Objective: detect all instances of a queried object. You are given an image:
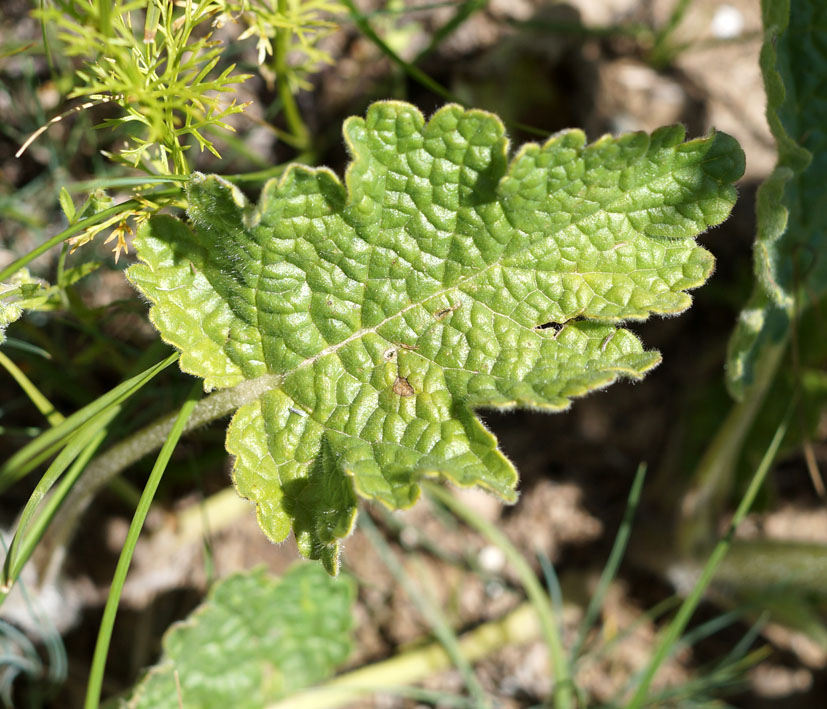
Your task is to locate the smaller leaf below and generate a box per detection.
[127,564,355,709]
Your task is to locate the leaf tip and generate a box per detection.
[702,130,746,183]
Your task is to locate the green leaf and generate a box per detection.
[58,186,76,223]
[127,564,355,709]
[0,268,48,345]
[58,259,102,288]
[128,101,743,571]
[727,0,827,398]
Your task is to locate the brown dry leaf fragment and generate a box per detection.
[393,376,415,397]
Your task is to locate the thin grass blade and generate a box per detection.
[84,381,201,709]
[0,353,178,490]
[424,481,574,708]
[0,351,64,426]
[1,407,118,602]
[571,463,646,663]
[357,511,491,708]
[627,406,792,708]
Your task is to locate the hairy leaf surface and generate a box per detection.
[128,565,354,708]
[727,0,827,397]
[128,101,743,571]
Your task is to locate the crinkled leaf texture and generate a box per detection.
[128,101,743,572]
[127,565,354,709]
[727,0,827,398]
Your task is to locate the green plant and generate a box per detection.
[127,564,355,709]
[118,463,769,708]
[121,101,742,574]
[1,97,744,704]
[32,0,340,174]
[9,0,341,270]
[12,0,826,706]
[673,0,827,640]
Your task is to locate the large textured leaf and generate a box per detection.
[727,0,827,397]
[127,565,355,709]
[128,101,743,571]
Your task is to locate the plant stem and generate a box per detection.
[269,601,545,709]
[223,153,314,184]
[424,482,574,708]
[0,187,181,283]
[413,0,486,64]
[678,338,787,555]
[712,538,827,596]
[1,412,115,604]
[570,463,646,664]
[342,0,549,139]
[648,0,693,67]
[36,373,280,585]
[0,350,64,426]
[0,202,135,282]
[275,0,310,151]
[0,354,180,490]
[66,175,188,193]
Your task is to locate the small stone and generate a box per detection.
[711,5,744,39]
[478,545,506,573]
[399,526,418,549]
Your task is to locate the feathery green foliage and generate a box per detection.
[34,0,340,175]
[36,0,250,174]
[229,0,343,84]
[127,101,744,573]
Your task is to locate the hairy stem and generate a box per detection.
[37,374,280,586]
